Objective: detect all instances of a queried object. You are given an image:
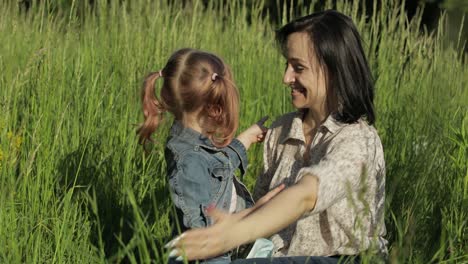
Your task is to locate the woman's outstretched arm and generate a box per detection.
[167,174,318,261]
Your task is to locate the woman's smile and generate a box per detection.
[291,86,307,96]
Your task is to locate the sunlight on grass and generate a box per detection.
[0,0,466,263]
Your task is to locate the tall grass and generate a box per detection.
[0,0,466,263]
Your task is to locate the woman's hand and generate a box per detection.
[236,116,269,150]
[165,184,285,261]
[166,207,240,261]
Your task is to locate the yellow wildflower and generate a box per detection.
[14,136,23,150]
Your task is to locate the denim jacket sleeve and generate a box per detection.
[224,138,249,176]
[171,152,212,229]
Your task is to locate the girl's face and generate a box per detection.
[283,32,329,113]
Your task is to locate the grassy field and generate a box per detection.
[0,0,466,263]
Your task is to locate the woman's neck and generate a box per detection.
[303,108,328,129]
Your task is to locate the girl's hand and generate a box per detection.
[165,184,285,261]
[236,116,269,150]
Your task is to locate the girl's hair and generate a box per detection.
[276,10,376,124]
[137,48,239,147]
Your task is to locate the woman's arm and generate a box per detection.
[168,174,318,261]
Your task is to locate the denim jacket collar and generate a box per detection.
[170,120,216,149]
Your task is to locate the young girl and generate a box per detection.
[137,48,276,263]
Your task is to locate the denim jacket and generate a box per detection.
[166,121,254,263]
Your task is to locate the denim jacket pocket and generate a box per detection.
[210,166,230,204]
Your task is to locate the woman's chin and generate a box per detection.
[291,101,307,110]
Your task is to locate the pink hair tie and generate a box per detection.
[211,73,218,81]
[159,70,163,77]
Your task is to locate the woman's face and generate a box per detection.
[283,32,328,113]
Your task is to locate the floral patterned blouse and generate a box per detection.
[253,111,388,257]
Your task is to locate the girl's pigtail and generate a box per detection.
[137,71,164,145]
[219,76,240,146]
[206,70,239,147]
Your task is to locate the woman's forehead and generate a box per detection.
[286,32,316,64]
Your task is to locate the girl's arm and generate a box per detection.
[223,116,269,180]
[167,173,318,261]
[235,116,268,150]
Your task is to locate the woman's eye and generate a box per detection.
[284,62,304,72]
[294,65,304,72]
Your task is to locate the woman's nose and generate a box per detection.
[283,67,295,85]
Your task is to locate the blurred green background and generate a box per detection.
[1,0,466,263]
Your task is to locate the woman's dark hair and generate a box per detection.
[276,10,375,124]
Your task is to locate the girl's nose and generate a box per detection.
[283,66,295,86]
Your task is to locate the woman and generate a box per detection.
[167,10,388,263]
